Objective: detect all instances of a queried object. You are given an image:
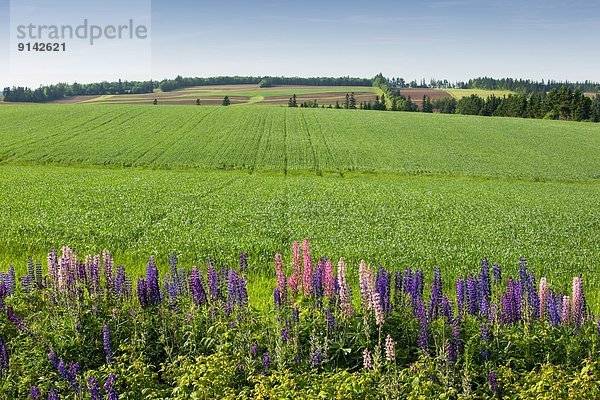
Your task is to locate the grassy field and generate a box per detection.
[0,105,598,181]
[0,104,598,306]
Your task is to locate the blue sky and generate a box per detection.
[1,0,599,87]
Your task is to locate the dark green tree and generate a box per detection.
[196,99,201,106]
[222,96,231,106]
[349,92,357,109]
[153,98,158,105]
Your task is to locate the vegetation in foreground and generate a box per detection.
[1,241,600,399]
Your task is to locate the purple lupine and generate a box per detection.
[281,327,289,343]
[479,259,491,317]
[6,265,15,295]
[207,261,221,302]
[428,268,443,321]
[239,253,248,274]
[57,360,68,380]
[501,278,521,324]
[376,266,392,316]
[104,373,118,400]
[449,318,461,364]
[492,263,501,285]
[273,288,282,307]
[49,350,58,368]
[251,345,258,357]
[0,282,6,310]
[145,258,161,305]
[102,324,113,364]
[114,266,126,298]
[547,290,561,327]
[456,279,466,316]
[0,338,8,375]
[261,353,271,373]
[67,361,81,393]
[325,307,336,332]
[189,267,207,307]
[48,249,58,285]
[88,376,102,400]
[6,306,27,332]
[466,276,480,316]
[311,346,323,368]
[402,268,413,295]
[47,388,60,400]
[481,323,490,362]
[488,370,498,392]
[29,387,42,400]
[313,259,324,298]
[440,295,453,321]
[103,250,114,295]
[414,297,428,351]
[137,278,148,307]
[412,270,425,300]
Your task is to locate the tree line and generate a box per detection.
[2,80,155,102]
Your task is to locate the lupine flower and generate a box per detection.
[562,295,571,325]
[376,266,392,315]
[481,323,490,362]
[547,290,561,326]
[261,353,270,372]
[239,253,248,274]
[137,278,148,307]
[102,324,113,364]
[466,276,479,316]
[29,387,42,400]
[428,268,443,321]
[251,345,258,357]
[492,263,501,285]
[385,335,395,362]
[49,350,58,368]
[323,259,335,297]
[359,260,374,311]
[6,306,27,332]
[288,241,302,294]
[325,307,336,332]
[488,370,498,392]
[189,267,207,307]
[0,338,8,375]
[273,288,282,307]
[414,297,428,351]
[281,327,289,343]
[372,292,385,326]
[207,261,221,302]
[411,270,424,300]
[67,361,81,393]
[362,348,373,369]
[292,307,299,323]
[539,277,548,319]
[103,250,114,295]
[115,266,127,298]
[402,268,413,295]
[274,254,287,304]
[448,318,461,364]
[47,388,60,400]
[104,373,118,400]
[571,276,584,325]
[456,279,466,315]
[337,259,353,318]
[311,346,323,368]
[145,258,161,305]
[301,238,313,297]
[440,295,453,321]
[313,259,324,298]
[479,259,491,317]
[88,376,102,400]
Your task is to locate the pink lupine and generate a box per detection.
[372,292,385,327]
[301,238,313,297]
[274,253,287,304]
[562,296,570,325]
[337,259,353,318]
[323,259,335,297]
[385,335,395,362]
[288,241,302,294]
[538,277,548,319]
[362,348,373,370]
[571,277,583,324]
[359,260,374,312]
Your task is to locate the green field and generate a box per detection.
[0,105,598,180]
[0,104,598,304]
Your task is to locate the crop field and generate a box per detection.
[0,105,598,181]
[48,84,381,106]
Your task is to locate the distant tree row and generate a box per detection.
[159,75,372,92]
[3,79,155,102]
[461,77,600,94]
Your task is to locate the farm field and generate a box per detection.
[0,163,598,306]
[48,84,381,106]
[0,105,598,181]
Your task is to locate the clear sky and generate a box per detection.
[1,0,599,87]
